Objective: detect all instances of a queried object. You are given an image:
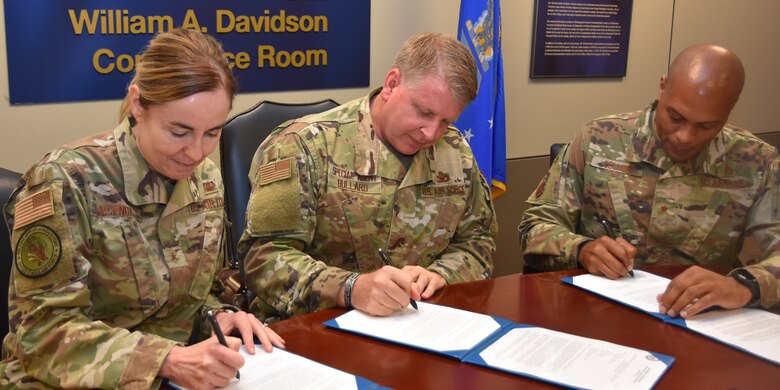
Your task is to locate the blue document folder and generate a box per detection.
[325,302,673,389]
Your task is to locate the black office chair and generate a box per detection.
[219,99,339,269]
[0,168,23,339]
[549,143,566,166]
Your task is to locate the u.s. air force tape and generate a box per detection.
[15,225,62,278]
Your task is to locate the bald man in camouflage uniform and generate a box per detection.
[1,121,233,388]
[239,33,497,321]
[520,44,780,317]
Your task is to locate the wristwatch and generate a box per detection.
[731,269,760,306]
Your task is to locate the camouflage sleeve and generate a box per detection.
[518,129,592,271]
[427,157,496,282]
[739,155,780,308]
[240,130,350,320]
[5,162,177,388]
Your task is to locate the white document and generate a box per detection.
[567,270,780,365]
[478,327,670,390]
[570,270,670,313]
[170,346,369,390]
[333,301,501,353]
[684,308,780,364]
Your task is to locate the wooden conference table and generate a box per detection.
[268,266,780,389]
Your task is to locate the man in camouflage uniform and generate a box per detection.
[239,33,497,321]
[519,44,779,317]
[0,121,237,388]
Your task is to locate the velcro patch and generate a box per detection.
[203,179,219,194]
[259,158,292,185]
[590,156,642,177]
[15,225,61,278]
[98,204,134,217]
[421,185,466,197]
[13,189,54,230]
[190,197,225,213]
[700,177,753,189]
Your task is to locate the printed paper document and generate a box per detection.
[564,270,780,365]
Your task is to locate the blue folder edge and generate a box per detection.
[561,275,780,366]
[163,345,383,390]
[323,313,515,361]
[461,323,675,390]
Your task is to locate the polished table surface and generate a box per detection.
[268,266,780,389]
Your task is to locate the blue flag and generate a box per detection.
[455,0,507,198]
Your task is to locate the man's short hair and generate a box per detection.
[392,32,478,107]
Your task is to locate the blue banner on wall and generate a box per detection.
[4,0,370,104]
[530,0,633,78]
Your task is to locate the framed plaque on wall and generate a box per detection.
[531,0,634,78]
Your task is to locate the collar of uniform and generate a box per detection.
[115,119,201,207]
[353,88,406,181]
[634,101,728,177]
[351,88,443,185]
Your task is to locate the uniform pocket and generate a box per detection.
[89,216,166,318]
[388,190,463,266]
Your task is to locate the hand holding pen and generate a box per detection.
[207,310,241,380]
[594,216,634,278]
[577,215,638,279]
[379,248,419,310]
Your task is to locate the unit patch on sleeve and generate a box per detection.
[15,225,62,278]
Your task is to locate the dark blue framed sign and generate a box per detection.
[4,0,370,104]
[530,0,633,78]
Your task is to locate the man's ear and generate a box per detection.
[380,68,402,99]
[658,75,667,98]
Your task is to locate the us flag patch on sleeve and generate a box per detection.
[258,158,292,185]
[13,189,54,230]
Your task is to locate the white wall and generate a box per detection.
[1,0,778,173]
[670,0,780,133]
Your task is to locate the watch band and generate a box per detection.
[344,272,360,309]
[731,269,760,306]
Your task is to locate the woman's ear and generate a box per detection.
[128,85,144,121]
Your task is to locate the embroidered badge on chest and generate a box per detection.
[436,172,450,183]
[15,225,62,278]
[203,179,218,194]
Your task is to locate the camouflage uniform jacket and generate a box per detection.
[1,120,230,389]
[519,102,780,308]
[238,89,497,321]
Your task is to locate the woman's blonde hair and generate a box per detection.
[119,27,236,122]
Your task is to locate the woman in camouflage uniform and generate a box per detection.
[1,28,284,389]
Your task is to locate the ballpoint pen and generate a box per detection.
[206,310,240,380]
[378,248,419,310]
[594,215,635,278]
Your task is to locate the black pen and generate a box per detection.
[378,248,419,310]
[206,310,240,379]
[594,215,635,278]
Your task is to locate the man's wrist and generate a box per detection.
[731,269,760,306]
[574,239,592,269]
[343,273,360,309]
